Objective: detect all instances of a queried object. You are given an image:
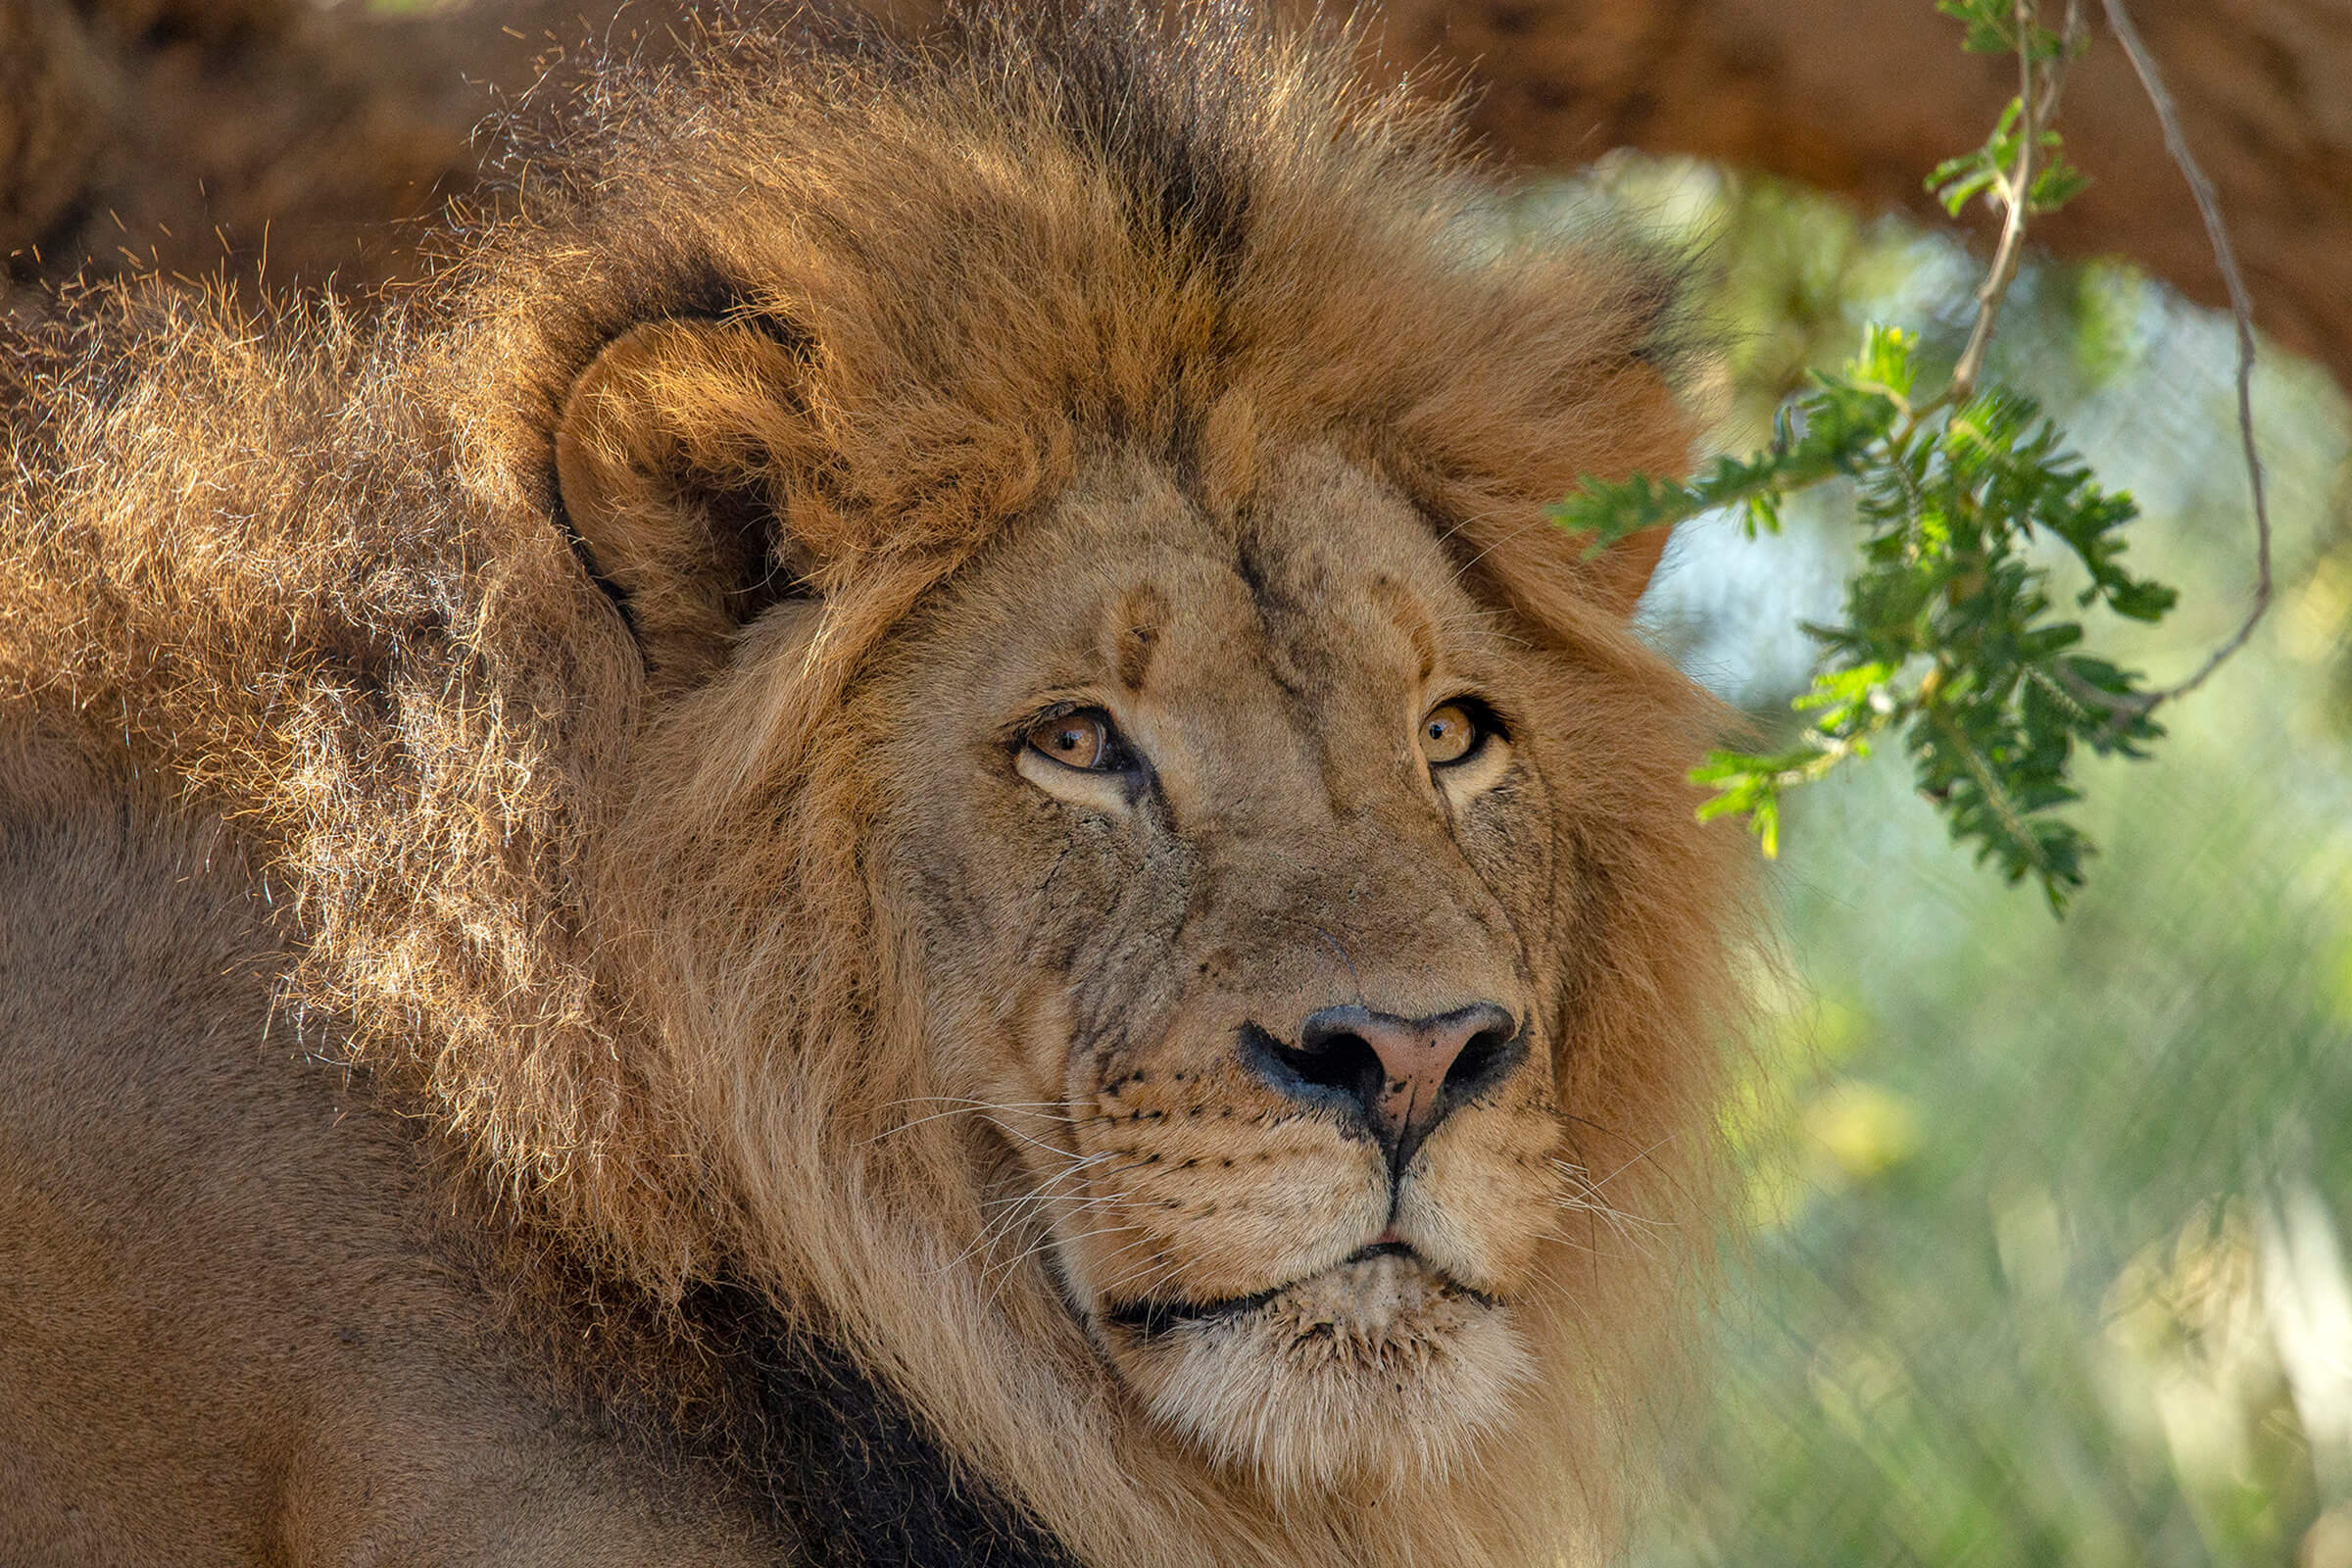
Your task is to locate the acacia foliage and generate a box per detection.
[1557,0,2213,911]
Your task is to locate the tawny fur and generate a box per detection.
[0,6,1745,1563]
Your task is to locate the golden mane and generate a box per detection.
[0,6,1740,1561]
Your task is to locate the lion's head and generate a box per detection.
[2,5,1744,1562]
[850,442,1662,1489]
[514,12,1743,1554]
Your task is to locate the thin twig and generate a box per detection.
[1959,0,2271,729]
[2053,0,2088,104]
[1949,0,2046,401]
[2099,0,2273,707]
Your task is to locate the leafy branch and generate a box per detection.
[1555,0,2271,912]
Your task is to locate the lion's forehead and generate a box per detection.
[959,447,1499,710]
[876,451,1552,994]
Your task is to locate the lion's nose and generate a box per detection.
[1242,1002,1526,1176]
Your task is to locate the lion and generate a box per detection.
[0,5,1744,1564]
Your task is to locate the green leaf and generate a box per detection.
[1549,14,2178,913]
[1853,324,1921,399]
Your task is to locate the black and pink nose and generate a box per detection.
[1240,1002,1526,1176]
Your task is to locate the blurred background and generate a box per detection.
[6,1,2346,1561]
[1561,160,2352,1568]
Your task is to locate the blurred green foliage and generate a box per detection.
[1556,4,2172,909]
[1537,159,2352,1566]
[1559,323,2173,904]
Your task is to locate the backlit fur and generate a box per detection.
[0,6,1744,1562]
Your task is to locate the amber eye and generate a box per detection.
[1025,709,1119,771]
[1419,701,1485,767]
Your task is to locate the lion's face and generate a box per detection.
[858,444,1600,1488]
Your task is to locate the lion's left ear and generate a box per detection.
[554,317,822,685]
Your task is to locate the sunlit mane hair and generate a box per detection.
[0,4,1742,1561]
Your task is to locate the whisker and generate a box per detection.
[866,1097,1083,1145]
[1561,1134,1680,1195]
[1547,1157,1675,1259]
[959,1157,1122,1260]
[979,1222,1148,1302]
[1092,1241,1189,1304]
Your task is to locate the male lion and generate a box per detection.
[0,5,1743,1564]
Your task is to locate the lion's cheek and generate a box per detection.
[1061,1141,1389,1306]
[1396,1110,1564,1291]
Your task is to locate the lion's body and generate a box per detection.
[0,773,785,1566]
[0,7,1744,1565]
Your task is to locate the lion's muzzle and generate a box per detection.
[1237,1002,1527,1177]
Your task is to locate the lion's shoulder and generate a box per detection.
[0,746,792,1563]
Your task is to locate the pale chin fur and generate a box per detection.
[1105,1252,1535,1494]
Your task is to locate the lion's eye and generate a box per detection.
[1026,709,1121,771]
[1419,701,1487,767]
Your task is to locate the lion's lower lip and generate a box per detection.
[1102,1247,1494,1341]
[1102,1287,1286,1340]
[1344,1239,1415,1264]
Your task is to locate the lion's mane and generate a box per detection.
[0,7,1741,1562]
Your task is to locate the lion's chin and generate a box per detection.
[1103,1250,1532,1493]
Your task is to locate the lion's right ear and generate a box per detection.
[555,318,820,684]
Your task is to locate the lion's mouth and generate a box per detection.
[1096,1239,1534,1485]
[1102,1242,1498,1342]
